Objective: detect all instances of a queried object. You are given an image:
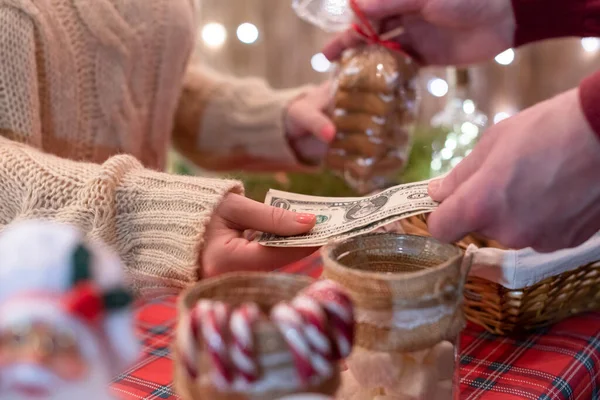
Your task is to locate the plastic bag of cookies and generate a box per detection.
[293,0,420,194]
[329,46,418,194]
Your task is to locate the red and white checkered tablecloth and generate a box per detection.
[111,254,600,400]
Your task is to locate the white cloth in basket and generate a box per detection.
[466,232,600,289]
[375,219,600,290]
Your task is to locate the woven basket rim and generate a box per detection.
[178,272,315,312]
[320,232,463,282]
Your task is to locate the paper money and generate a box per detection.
[257,179,439,247]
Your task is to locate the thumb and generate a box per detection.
[290,104,336,142]
[219,194,316,236]
[428,172,488,243]
[428,128,498,202]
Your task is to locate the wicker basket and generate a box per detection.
[398,215,600,335]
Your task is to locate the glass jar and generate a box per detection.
[174,273,341,400]
[321,233,468,400]
[327,46,420,195]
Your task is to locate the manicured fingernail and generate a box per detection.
[295,213,316,224]
[428,180,441,195]
[321,125,336,142]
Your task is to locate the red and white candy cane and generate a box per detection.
[229,302,261,383]
[272,280,355,384]
[178,308,201,379]
[196,300,232,389]
[292,294,332,361]
[304,280,354,360]
[181,281,354,389]
[271,301,332,384]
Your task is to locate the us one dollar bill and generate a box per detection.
[257,179,439,247]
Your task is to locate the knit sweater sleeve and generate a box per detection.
[0,138,243,295]
[511,0,600,47]
[0,7,244,296]
[172,64,312,172]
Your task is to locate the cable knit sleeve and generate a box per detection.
[172,64,312,172]
[0,6,244,295]
[0,138,243,295]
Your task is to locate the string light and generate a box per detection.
[237,23,259,44]
[581,37,600,53]
[495,49,515,65]
[493,111,511,124]
[445,137,457,151]
[461,122,479,137]
[450,156,463,168]
[441,148,453,160]
[427,78,449,97]
[462,99,475,114]
[201,22,227,48]
[311,53,331,73]
[430,68,489,178]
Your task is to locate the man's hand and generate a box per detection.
[323,0,516,66]
[285,82,335,165]
[427,88,600,252]
[202,193,317,277]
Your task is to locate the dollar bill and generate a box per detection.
[260,209,432,247]
[257,179,439,247]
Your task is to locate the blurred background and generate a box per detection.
[169,0,600,200]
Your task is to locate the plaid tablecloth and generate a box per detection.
[111,254,600,400]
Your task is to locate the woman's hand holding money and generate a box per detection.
[202,193,318,277]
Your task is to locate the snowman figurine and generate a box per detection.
[0,220,139,400]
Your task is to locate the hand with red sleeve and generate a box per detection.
[323,0,600,65]
[322,0,600,252]
[323,0,516,65]
[426,88,600,252]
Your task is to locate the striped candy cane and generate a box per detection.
[180,280,355,391]
[177,308,200,378]
[271,301,326,383]
[229,302,261,383]
[197,300,232,389]
[272,281,355,384]
[292,294,333,363]
[303,280,355,360]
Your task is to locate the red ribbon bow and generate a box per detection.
[349,0,405,53]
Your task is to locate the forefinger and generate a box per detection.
[427,172,492,243]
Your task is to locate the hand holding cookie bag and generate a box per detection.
[294,0,419,195]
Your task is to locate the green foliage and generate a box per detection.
[168,127,445,202]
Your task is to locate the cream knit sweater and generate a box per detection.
[0,0,305,295]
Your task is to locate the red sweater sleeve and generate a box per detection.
[579,71,600,138]
[511,0,600,46]
[511,0,600,140]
